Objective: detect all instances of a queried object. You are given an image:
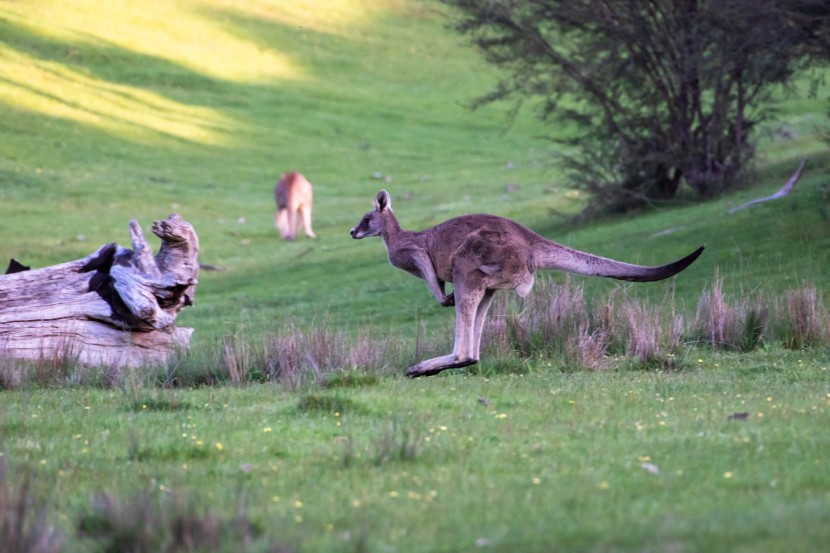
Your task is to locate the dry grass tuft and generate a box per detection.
[0,459,64,553]
[0,342,117,390]
[262,320,404,390]
[692,276,741,349]
[777,286,829,349]
[76,492,293,553]
[618,297,686,369]
[566,328,612,371]
[223,332,251,385]
[2,277,829,387]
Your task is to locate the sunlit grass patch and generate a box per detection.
[225,0,376,37]
[1,1,305,83]
[0,46,234,147]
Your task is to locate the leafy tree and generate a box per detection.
[440,0,830,214]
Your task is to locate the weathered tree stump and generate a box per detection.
[0,214,199,368]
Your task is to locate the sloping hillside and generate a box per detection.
[0,0,826,340]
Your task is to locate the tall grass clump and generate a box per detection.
[690,277,829,351]
[691,276,744,349]
[169,319,406,390]
[263,320,402,390]
[0,346,119,390]
[484,278,685,371]
[774,286,830,349]
[483,277,612,370]
[0,459,64,553]
[156,280,830,379]
[480,274,830,371]
[739,297,770,352]
[413,319,455,367]
[369,419,425,467]
[3,278,829,390]
[340,418,427,469]
[223,331,253,385]
[76,492,292,553]
[619,297,685,369]
[531,277,593,360]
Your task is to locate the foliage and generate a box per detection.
[440,0,830,213]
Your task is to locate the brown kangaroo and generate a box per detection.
[350,190,704,377]
[275,172,316,240]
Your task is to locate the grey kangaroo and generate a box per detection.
[350,190,704,377]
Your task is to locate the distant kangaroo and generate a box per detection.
[275,172,316,240]
[350,190,704,377]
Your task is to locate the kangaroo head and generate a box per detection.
[350,190,392,239]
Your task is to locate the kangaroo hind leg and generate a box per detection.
[471,289,496,360]
[276,209,289,239]
[300,204,316,238]
[407,285,485,377]
[286,207,298,240]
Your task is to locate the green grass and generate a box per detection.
[1,0,828,340]
[2,0,830,551]
[2,350,829,552]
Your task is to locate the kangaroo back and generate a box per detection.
[275,172,312,210]
[532,240,704,282]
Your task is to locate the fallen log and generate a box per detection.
[0,214,199,368]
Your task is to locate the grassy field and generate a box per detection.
[1,0,830,551]
[3,350,829,553]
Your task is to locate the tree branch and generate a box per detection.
[728,159,807,213]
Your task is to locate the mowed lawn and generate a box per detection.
[1,1,830,551]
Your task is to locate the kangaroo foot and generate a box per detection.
[406,356,478,378]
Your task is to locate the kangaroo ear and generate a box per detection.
[375,190,391,212]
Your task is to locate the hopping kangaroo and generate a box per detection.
[350,190,704,377]
[275,172,316,240]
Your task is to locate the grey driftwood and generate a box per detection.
[351,190,704,377]
[0,214,199,368]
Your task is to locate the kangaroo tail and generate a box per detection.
[532,242,704,282]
